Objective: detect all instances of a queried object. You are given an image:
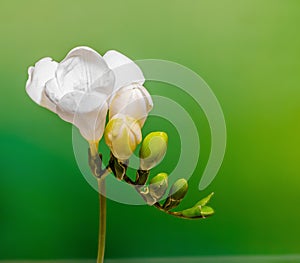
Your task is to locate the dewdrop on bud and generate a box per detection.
[139,132,168,170]
[104,115,142,161]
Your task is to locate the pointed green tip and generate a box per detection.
[194,192,214,207]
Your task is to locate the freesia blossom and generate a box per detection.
[25,46,144,142]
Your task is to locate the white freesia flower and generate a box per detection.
[26,46,145,142]
[109,83,153,127]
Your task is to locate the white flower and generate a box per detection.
[109,83,153,127]
[26,46,145,142]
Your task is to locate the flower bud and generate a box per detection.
[104,115,142,161]
[109,83,153,127]
[149,173,168,201]
[163,179,188,211]
[200,206,215,216]
[139,132,168,170]
[169,179,188,200]
[181,206,214,218]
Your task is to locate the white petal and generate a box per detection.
[109,83,153,127]
[44,78,64,104]
[104,50,145,93]
[26,57,58,106]
[56,91,108,141]
[40,90,58,113]
[55,46,115,98]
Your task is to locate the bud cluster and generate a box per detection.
[89,130,215,220]
[87,76,214,220]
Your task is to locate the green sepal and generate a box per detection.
[109,154,128,180]
[136,169,150,186]
[88,148,102,178]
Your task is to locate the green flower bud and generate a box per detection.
[194,192,214,207]
[139,132,168,170]
[200,206,214,216]
[181,205,214,218]
[149,173,168,201]
[169,179,188,200]
[181,206,202,218]
[162,179,188,211]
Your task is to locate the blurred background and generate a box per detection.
[1,0,300,260]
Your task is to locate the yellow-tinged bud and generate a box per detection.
[139,132,168,170]
[104,115,142,161]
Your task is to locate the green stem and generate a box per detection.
[97,178,106,263]
[88,142,108,263]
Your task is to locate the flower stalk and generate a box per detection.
[97,179,106,263]
[88,142,109,263]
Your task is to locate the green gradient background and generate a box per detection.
[1,0,300,260]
